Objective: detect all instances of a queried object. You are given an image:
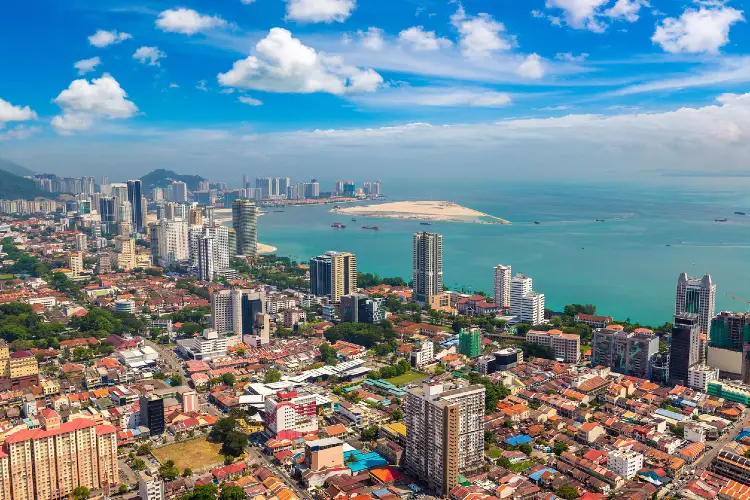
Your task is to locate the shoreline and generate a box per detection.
[331,200,510,225]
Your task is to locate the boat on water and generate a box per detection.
[333,205,341,209]
[331,222,346,229]
[736,211,746,215]
[596,219,605,222]
[351,218,357,222]
[534,221,541,225]
[362,225,380,230]
[716,218,728,222]
[274,210,284,213]
[666,244,672,247]
[420,222,432,226]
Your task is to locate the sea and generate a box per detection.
[229,178,750,326]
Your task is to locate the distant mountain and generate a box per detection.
[0,169,46,200]
[0,158,35,177]
[140,169,206,191]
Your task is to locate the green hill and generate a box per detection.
[140,169,206,191]
[0,158,35,177]
[0,169,46,200]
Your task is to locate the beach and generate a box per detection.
[257,243,277,255]
[331,200,509,224]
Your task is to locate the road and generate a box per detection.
[144,339,183,376]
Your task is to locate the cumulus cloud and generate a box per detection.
[542,0,649,31]
[451,5,513,58]
[52,74,138,134]
[0,125,40,142]
[604,0,650,22]
[133,46,167,66]
[239,96,264,106]
[217,28,382,94]
[88,29,132,48]
[156,8,228,35]
[0,98,37,124]
[352,87,512,108]
[285,0,355,23]
[74,57,101,75]
[652,5,744,53]
[517,54,545,79]
[197,80,209,91]
[357,27,385,51]
[555,52,589,61]
[397,26,453,51]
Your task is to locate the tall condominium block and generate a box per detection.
[232,199,258,258]
[510,273,544,325]
[413,232,443,304]
[264,390,318,439]
[676,273,716,338]
[458,328,482,358]
[708,312,750,382]
[140,395,165,436]
[669,313,701,385]
[211,288,269,345]
[171,181,188,203]
[309,251,357,302]
[340,293,385,324]
[127,180,143,232]
[149,218,189,267]
[510,274,532,317]
[592,326,660,379]
[197,236,215,281]
[526,330,581,364]
[405,383,485,495]
[493,264,512,309]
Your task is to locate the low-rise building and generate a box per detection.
[526,330,580,364]
[607,450,643,480]
[688,364,720,392]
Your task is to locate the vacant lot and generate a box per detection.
[385,371,427,386]
[152,439,224,472]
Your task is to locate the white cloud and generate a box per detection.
[52,74,138,134]
[74,56,101,75]
[241,0,256,3]
[451,6,513,58]
[220,88,236,94]
[169,83,180,88]
[351,86,512,108]
[239,96,264,106]
[652,5,744,54]
[605,0,650,22]
[0,125,40,142]
[133,46,166,66]
[156,8,228,35]
[285,0,355,23]
[217,28,382,94]
[397,26,453,51]
[357,27,384,51]
[555,52,589,62]
[517,54,545,79]
[538,105,575,111]
[0,98,37,124]
[88,29,132,48]
[197,80,208,91]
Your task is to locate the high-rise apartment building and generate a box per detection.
[99,197,115,232]
[708,312,750,382]
[510,274,532,317]
[493,264,512,310]
[510,273,545,325]
[526,330,581,364]
[68,252,83,277]
[188,208,203,225]
[309,251,357,302]
[405,383,485,495]
[232,199,258,258]
[75,233,87,251]
[676,273,716,338]
[413,232,443,304]
[591,326,660,379]
[140,395,165,436]
[458,328,482,358]
[189,224,230,280]
[171,181,188,203]
[126,180,143,232]
[210,288,269,345]
[197,236,215,281]
[3,415,118,500]
[340,294,385,324]
[264,390,318,439]
[669,313,701,385]
[149,218,189,267]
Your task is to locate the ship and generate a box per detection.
[534,221,541,225]
[273,210,285,213]
[333,205,341,209]
[596,219,605,222]
[715,218,728,222]
[362,225,380,230]
[735,211,746,215]
[331,222,346,229]
[351,218,357,222]
[420,222,432,226]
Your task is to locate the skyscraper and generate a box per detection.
[309,251,357,302]
[171,181,188,203]
[405,383,485,495]
[211,288,269,345]
[510,274,532,317]
[150,218,189,266]
[669,313,701,385]
[413,232,443,304]
[232,199,258,257]
[708,312,750,382]
[493,264,512,309]
[197,236,215,281]
[675,273,716,337]
[99,196,115,232]
[127,180,143,232]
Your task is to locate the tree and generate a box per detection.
[221,430,248,457]
[360,426,379,441]
[159,460,180,481]
[219,486,247,500]
[118,484,128,494]
[553,442,569,456]
[390,409,403,421]
[169,374,184,387]
[132,458,146,471]
[556,485,579,500]
[183,468,193,477]
[264,369,282,383]
[221,373,236,386]
[319,343,339,365]
[209,418,237,443]
[519,443,532,456]
[72,486,90,500]
[182,484,218,500]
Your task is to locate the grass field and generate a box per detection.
[385,371,428,386]
[0,274,15,280]
[152,439,224,471]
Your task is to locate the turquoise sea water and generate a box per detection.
[232,180,750,326]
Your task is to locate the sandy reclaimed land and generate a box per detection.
[257,243,277,254]
[331,201,509,224]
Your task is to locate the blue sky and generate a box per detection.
[2,0,750,183]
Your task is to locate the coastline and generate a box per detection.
[257,243,277,255]
[331,200,510,224]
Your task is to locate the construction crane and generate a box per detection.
[725,293,750,304]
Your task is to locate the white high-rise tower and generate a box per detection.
[493,264,512,309]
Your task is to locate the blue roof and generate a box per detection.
[528,468,557,482]
[655,408,687,421]
[344,450,388,472]
[505,435,533,446]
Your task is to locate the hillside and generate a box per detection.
[0,169,46,200]
[140,169,206,191]
[0,158,35,177]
